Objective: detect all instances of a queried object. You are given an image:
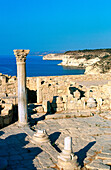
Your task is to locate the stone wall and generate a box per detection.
[26,77,37,91]
[1,72,111,126]
[37,76,90,113]
[36,75,111,113]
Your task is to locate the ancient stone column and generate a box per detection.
[64,136,72,153]
[57,136,79,169]
[13,49,30,125]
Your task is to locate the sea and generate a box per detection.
[0,55,85,77]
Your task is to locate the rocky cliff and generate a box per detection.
[43,49,111,74]
[85,54,111,74]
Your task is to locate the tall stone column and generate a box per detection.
[13,49,30,125]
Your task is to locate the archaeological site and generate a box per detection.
[0,49,111,170]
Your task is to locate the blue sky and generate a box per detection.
[0,0,111,55]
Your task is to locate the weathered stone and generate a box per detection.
[14,49,30,125]
[36,106,44,113]
[57,136,79,170]
[74,90,80,99]
[32,129,50,143]
[87,97,97,108]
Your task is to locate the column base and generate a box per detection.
[57,149,79,170]
[31,129,50,143]
[17,121,29,127]
[57,158,79,170]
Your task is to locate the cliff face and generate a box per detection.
[85,55,111,74]
[43,49,111,74]
[59,56,100,67]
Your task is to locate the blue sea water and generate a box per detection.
[0,55,85,77]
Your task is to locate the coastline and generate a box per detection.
[43,49,111,74]
[0,55,85,77]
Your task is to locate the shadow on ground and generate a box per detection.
[75,141,96,168]
[0,131,42,170]
[28,103,56,128]
[0,131,4,136]
[49,132,61,153]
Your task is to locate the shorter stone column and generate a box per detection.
[32,129,49,143]
[57,136,79,170]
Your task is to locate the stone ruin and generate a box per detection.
[0,73,17,128]
[37,77,87,113]
[1,70,111,127]
[0,72,37,128]
[36,76,111,115]
[1,52,111,128]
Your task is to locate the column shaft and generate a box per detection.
[14,49,30,125]
[17,62,27,124]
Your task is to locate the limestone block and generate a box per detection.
[74,90,80,99]
[8,93,14,97]
[67,103,75,110]
[1,109,9,116]
[62,95,68,103]
[58,89,63,93]
[87,97,97,108]
[0,93,6,97]
[5,103,13,110]
[68,94,74,101]
[1,76,6,85]
[0,87,2,92]
[56,107,64,112]
[56,103,64,108]
[56,96,63,104]
[8,76,16,83]
[54,86,58,94]
[42,88,49,94]
[37,106,44,113]
[77,100,82,106]
[108,81,111,85]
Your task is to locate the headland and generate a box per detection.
[43,48,111,74]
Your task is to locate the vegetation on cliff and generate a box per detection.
[64,48,111,55]
[91,55,111,73]
[64,48,111,73]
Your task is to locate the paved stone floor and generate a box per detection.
[0,114,111,169]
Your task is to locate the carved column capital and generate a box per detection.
[13,49,30,62]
